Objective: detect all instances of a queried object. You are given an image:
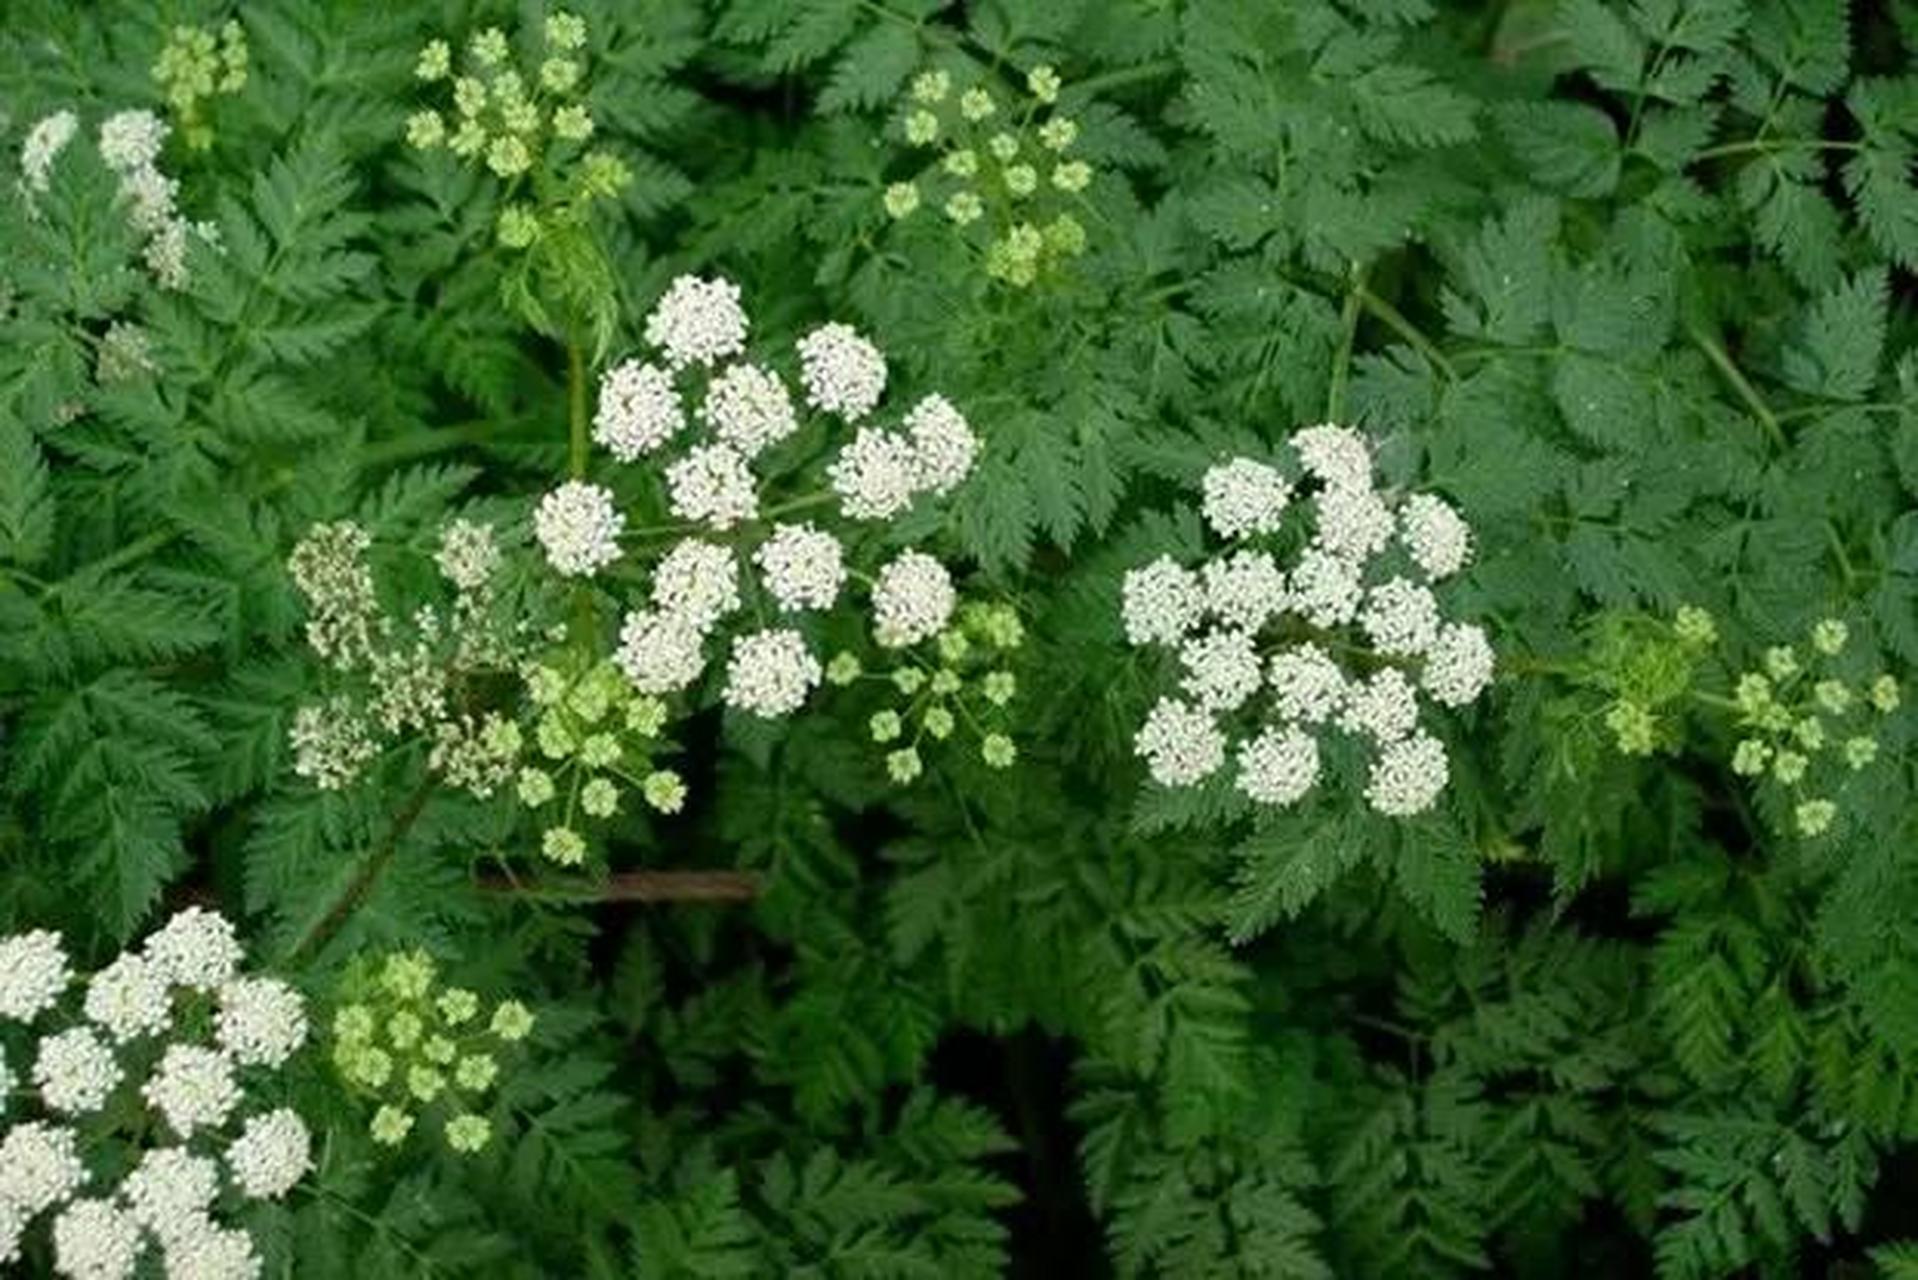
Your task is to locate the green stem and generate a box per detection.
[1357,284,1459,381]
[1070,58,1180,96]
[567,340,589,479]
[1688,324,1785,450]
[761,490,836,519]
[1692,138,1864,160]
[1326,270,1364,422]
[360,420,496,468]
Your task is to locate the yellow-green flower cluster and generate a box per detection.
[152,20,249,150]
[884,64,1092,288]
[406,10,630,250]
[1591,609,1714,758]
[518,653,686,866]
[826,601,1024,782]
[331,950,534,1155]
[1723,618,1896,837]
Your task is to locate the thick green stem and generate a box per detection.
[1688,324,1786,450]
[1357,284,1458,382]
[1326,272,1364,423]
[567,339,589,479]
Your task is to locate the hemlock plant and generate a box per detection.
[1,1,1916,1277]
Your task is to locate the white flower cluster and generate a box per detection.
[580,276,976,721]
[0,909,312,1278]
[95,110,213,289]
[1121,425,1494,818]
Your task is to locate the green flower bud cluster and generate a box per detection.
[884,64,1092,288]
[330,949,535,1155]
[1589,609,1715,758]
[405,10,630,251]
[152,20,249,150]
[1722,618,1896,838]
[830,601,1025,782]
[519,653,685,866]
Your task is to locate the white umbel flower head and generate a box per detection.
[533,481,624,578]
[1200,458,1291,540]
[650,539,741,630]
[0,1199,20,1267]
[593,359,683,460]
[829,426,921,520]
[1134,697,1225,787]
[700,363,797,458]
[644,275,748,369]
[1399,493,1472,580]
[120,1148,217,1245]
[1365,732,1449,816]
[83,952,171,1043]
[213,977,309,1068]
[753,523,845,611]
[903,394,979,494]
[223,1108,312,1200]
[1422,622,1495,707]
[1358,578,1441,658]
[434,519,500,592]
[1121,556,1203,647]
[21,111,78,194]
[97,109,168,172]
[723,629,822,717]
[614,608,707,694]
[0,929,71,1021]
[33,1027,121,1115]
[796,322,887,421]
[52,1197,139,1280]
[1237,725,1320,806]
[1339,667,1421,744]
[871,551,956,648]
[0,1121,86,1216]
[1267,644,1347,725]
[1203,550,1286,632]
[142,908,242,992]
[666,443,758,530]
[1314,483,1395,562]
[1289,546,1364,628]
[1290,423,1372,490]
[161,1221,261,1280]
[142,1044,239,1138]
[1178,629,1262,713]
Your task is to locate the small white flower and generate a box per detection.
[1399,493,1472,580]
[1122,556,1204,647]
[1200,458,1291,540]
[1365,732,1449,816]
[84,951,170,1043]
[593,359,684,460]
[120,1148,217,1245]
[1237,726,1320,806]
[796,322,888,421]
[903,394,978,493]
[753,523,845,611]
[1314,483,1394,562]
[533,481,624,578]
[830,426,922,520]
[0,929,71,1021]
[214,977,309,1068]
[97,109,168,172]
[1339,667,1421,744]
[1422,622,1495,707]
[52,1198,140,1280]
[666,443,758,530]
[614,608,707,694]
[644,275,748,369]
[434,519,500,592]
[1134,696,1225,787]
[142,1044,240,1138]
[223,1109,312,1201]
[33,1026,121,1115]
[0,1199,21,1267]
[21,110,78,194]
[1358,578,1441,658]
[722,629,821,717]
[1288,546,1364,628]
[288,698,378,791]
[1178,628,1262,713]
[1202,550,1286,633]
[871,551,956,648]
[161,1220,261,1280]
[142,908,242,992]
[650,538,741,630]
[1290,423,1372,489]
[1267,644,1348,725]
[700,362,796,458]
[0,1122,86,1216]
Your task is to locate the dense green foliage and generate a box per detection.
[3,0,1918,1275]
